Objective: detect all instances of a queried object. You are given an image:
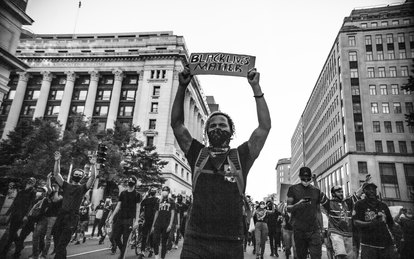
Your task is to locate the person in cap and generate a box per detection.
[352,182,395,259]
[286,166,328,259]
[171,66,271,258]
[1,177,37,257]
[321,182,366,259]
[108,175,141,259]
[138,187,158,257]
[52,151,98,259]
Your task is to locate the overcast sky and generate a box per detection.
[24,0,403,201]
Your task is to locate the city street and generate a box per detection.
[12,235,329,259]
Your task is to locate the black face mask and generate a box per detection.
[128,181,136,187]
[72,175,82,183]
[207,129,231,147]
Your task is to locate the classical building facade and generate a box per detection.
[291,1,414,207]
[0,31,215,196]
[0,0,33,107]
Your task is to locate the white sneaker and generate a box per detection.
[155,255,160,259]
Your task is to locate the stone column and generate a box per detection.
[132,71,144,126]
[33,71,53,119]
[2,72,30,139]
[57,71,76,131]
[83,71,99,120]
[106,69,123,130]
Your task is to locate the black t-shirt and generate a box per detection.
[175,201,189,223]
[267,209,282,229]
[287,183,327,232]
[60,182,88,214]
[352,198,394,248]
[118,190,141,220]
[44,194,62,218]
[154,198,175,228]
[11,187,36,219]
[79,205,89,221]
[140,196,159,223]
[185,139,255,240]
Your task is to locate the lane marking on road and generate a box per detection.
[67,247,110,257]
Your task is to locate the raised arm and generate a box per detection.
[170,66,193,154]
[46,173,53,194]
[86,152,97,190]
[247,68,271,159]
[53,151,64,187]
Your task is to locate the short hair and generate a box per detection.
[204,111,235,137]
[72,169,85,176]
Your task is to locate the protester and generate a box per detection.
[98,198,112,245]
[243,195,254,252]
[281,204,294,259]
[75,200,90,245]
[173,194,188,249]
[353,182,395,259]
[91,200,105,238]
[100,200,118,253]
[138,187,158,256]
[287,166,328,259]
[253,201,269,259]
[151,186,175,259]
[1,177,37,257]
[267,200,282,257]
[52,151,97,259]
[394,207,414,259]
[171,66,271,258]
[108,175,141,259]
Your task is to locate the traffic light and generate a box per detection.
[97,143,108,164]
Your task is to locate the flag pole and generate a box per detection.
[72,1,82,37]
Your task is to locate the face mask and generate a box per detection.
[161,191,169,197]
[72,176,82,183]
[128,181,135,187]
[207,128,231,147]
[260,204,265,209]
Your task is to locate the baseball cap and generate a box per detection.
[331,185,343,194]
[362,182,377,190]
[299,167,312,178]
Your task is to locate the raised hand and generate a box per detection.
[247,68,260,86]
[179,65,192,87]
[54,151,61,161]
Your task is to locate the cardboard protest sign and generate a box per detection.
[189,52,256,77]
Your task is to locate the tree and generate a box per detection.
[402,61,414,126]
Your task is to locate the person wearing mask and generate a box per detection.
[1,177,37,257]
[171,66,271,259]
[98,198,112,245]
[267,200,282,257]
[108,176,141,259]
[151,186,175,259]
[394,207,414,259]
[138,188,159,257]
[75,200,90,245]
[92,200,105,238]
[253,201,269,259]
[173,194,187,249]
[353,182,395,259]
[281,203,294,259]
[52,151,97,259]
[287,167,328,259]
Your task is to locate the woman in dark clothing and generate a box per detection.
[266,201,282,257]
[253,201,269,259]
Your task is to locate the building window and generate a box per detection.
[397,33,405,43]
[118,105,133,116]
[403,19,410,24]
[349,52,357,61]
[49,90,64,100]
[124,75,138,85]
[379,163,400,199]
[94,105,109,116]
[351,85,360,95]
[356,141,365,151]
[393,102,402,113]
[401,66,409,76]
[381,21,388,27]
[150,102,158,113]
[389,67,397,77]
[399,50,407,59]
[175,164,178,174]
[371,22,377,27]
[355,121,363,132]
[365,35,372,45]
[382,103,390,113]
[388,51,395,59]
[71,105,84,114]
[147,136,154,146]
[25,90,40,100]
[375,141,383,153]
[120,89,136,101]
[371,103,379,114]
[375,35,383,44]
[348,36,356,46]
[378,67,386,77]
[404,164,414,200]
[384,121,392,133]
[406,102,414,113]
[377,51,384,60]
[358,162,368,174]
[73,89,88,101]
[386,34,393,43]
[361,23,367,28]
[350,69,359,78]
[97,90,111,101]
[99,75,114,85]
[353,103,362,113]
[153,85,161,96]
[149,119,156,130]
[150,70,167,79]
[391,84,399,95]
[46,105,60,116]
[366,52,373,61]
[399,141,407,153]
[410,125,414,134]
[396,121,404,133]
[373,121,381,132]
[0,104,11,115]
[380,85,388,95]
[369,85,377,95]
[387,141,395,153]
[22,105,35,116]
[6,90,16,100]
[367,67,375,78]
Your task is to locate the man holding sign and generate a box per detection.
[171,65,271,258]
